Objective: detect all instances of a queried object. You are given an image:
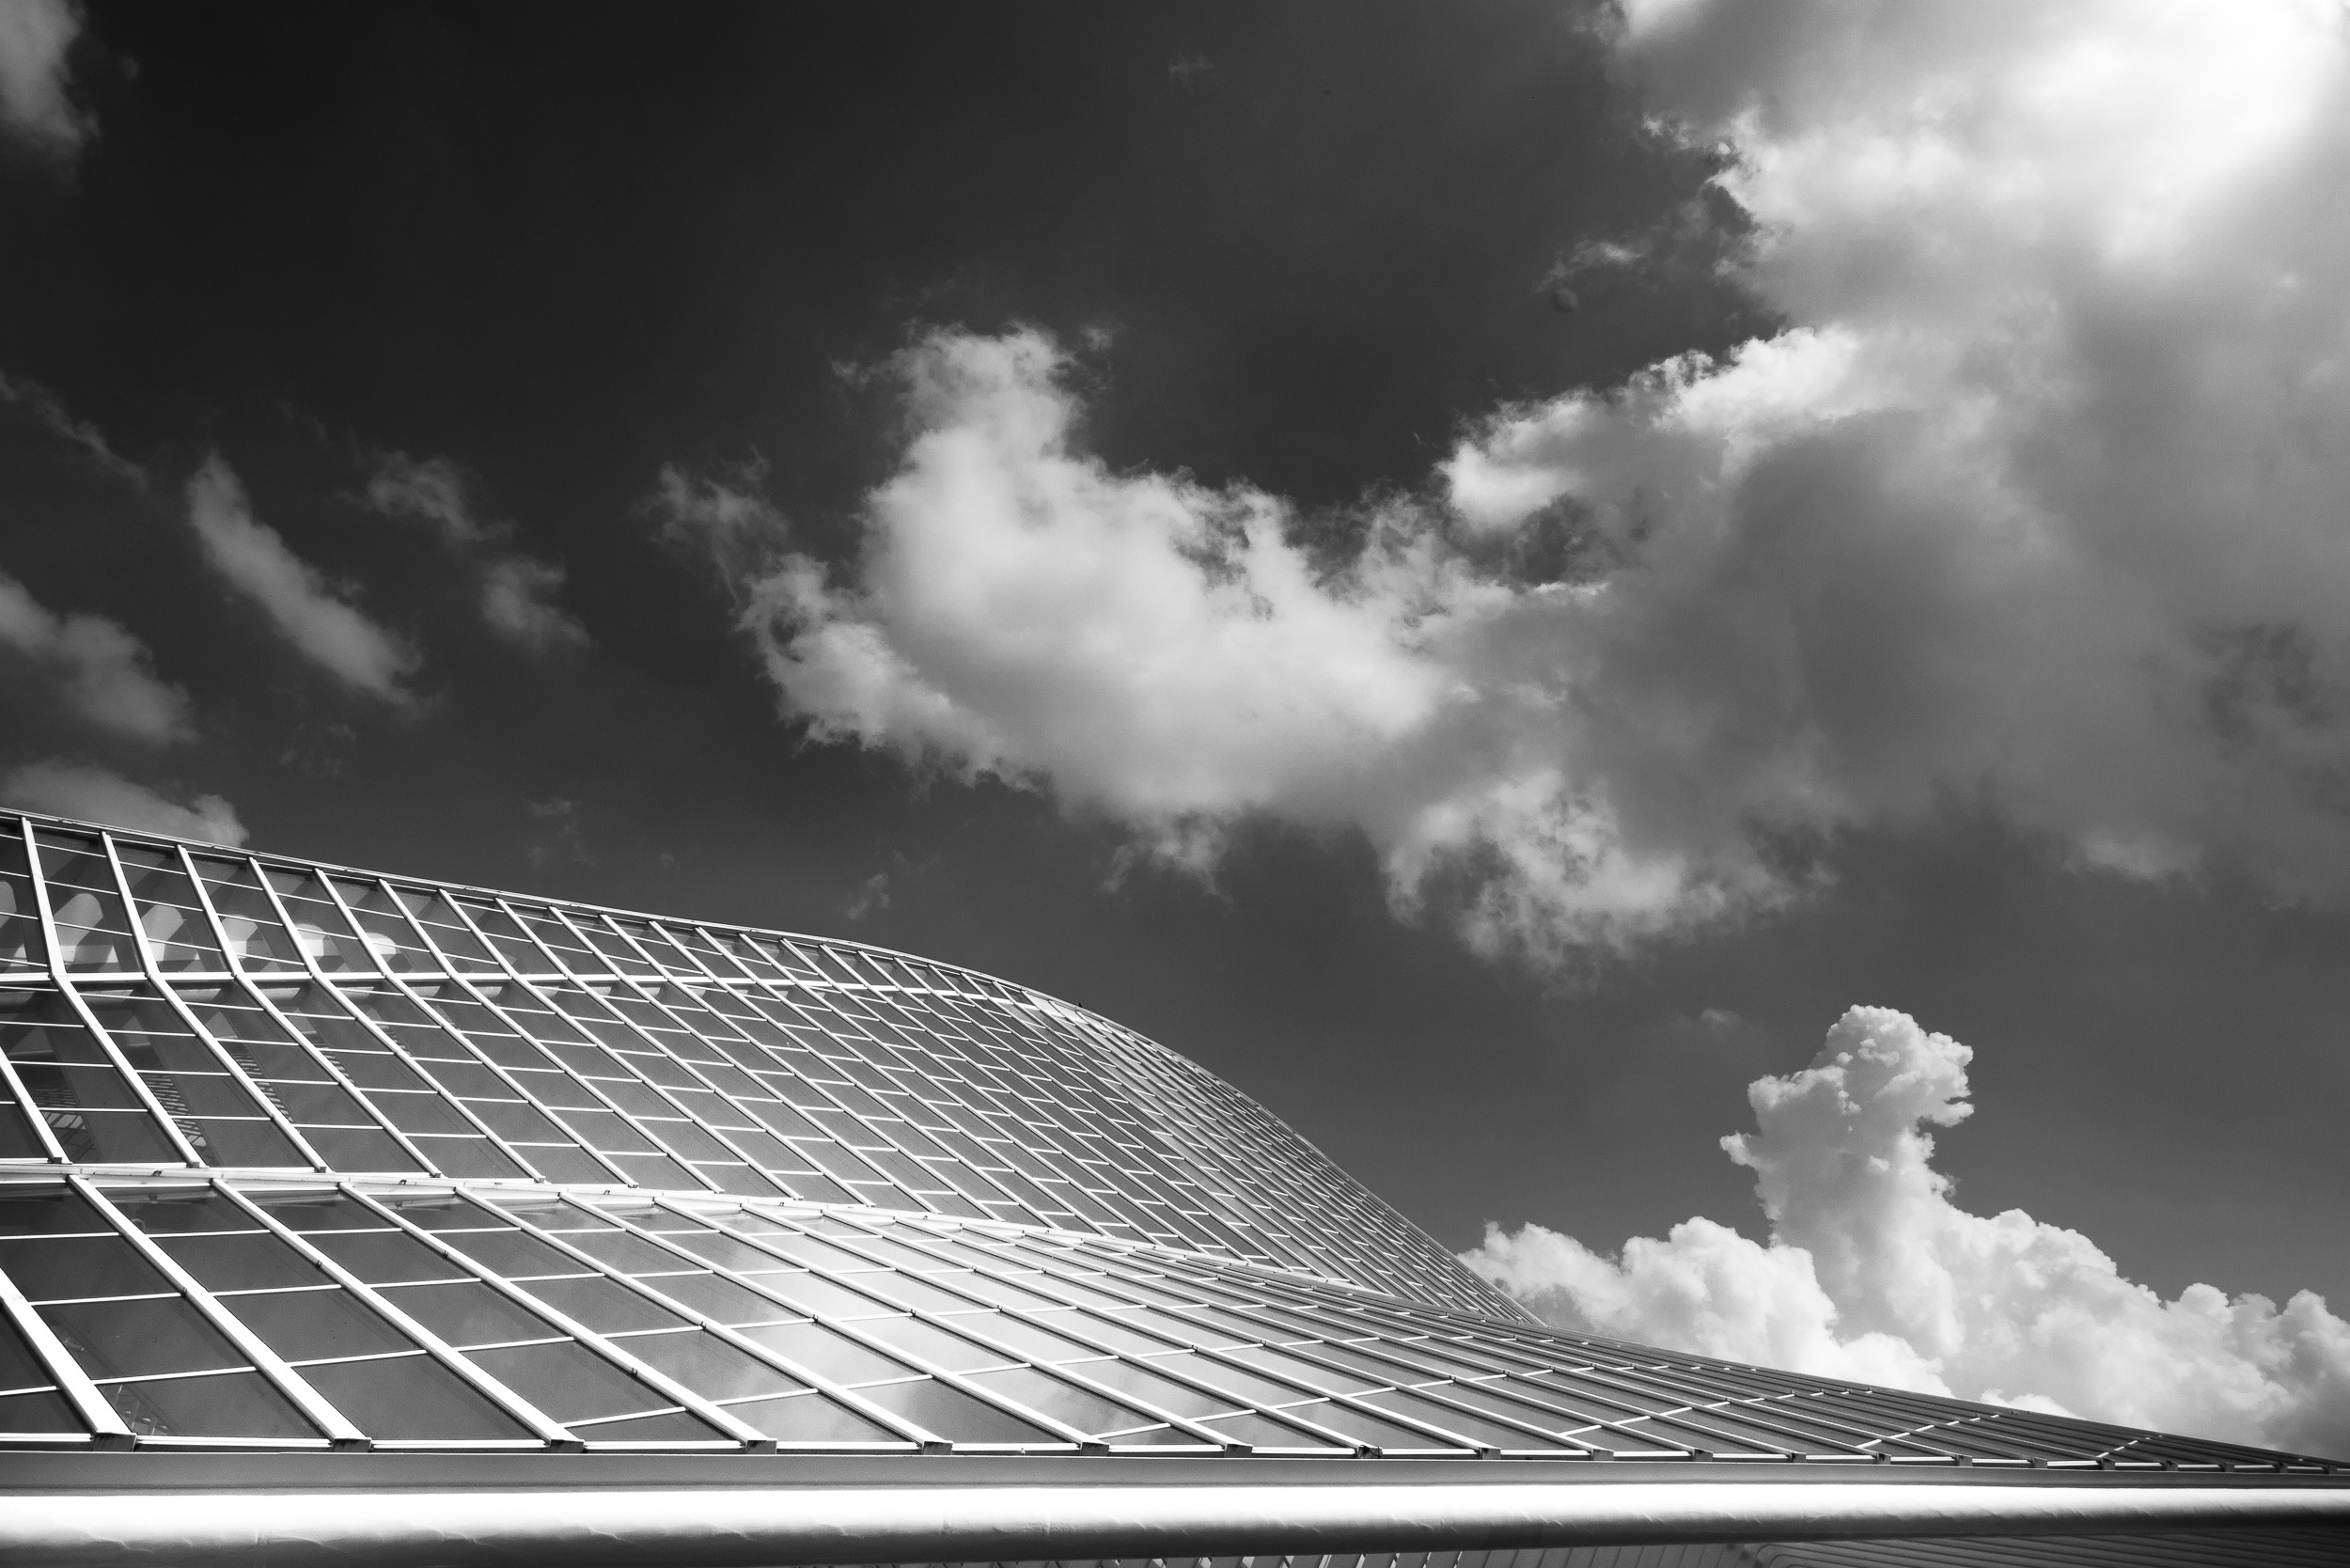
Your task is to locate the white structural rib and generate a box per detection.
[3,1479,2347,1567]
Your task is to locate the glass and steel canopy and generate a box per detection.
[0,808,2342,1568]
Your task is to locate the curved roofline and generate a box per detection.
[0,806,1105,1027]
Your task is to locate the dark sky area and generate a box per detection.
[2,0,2344,1325]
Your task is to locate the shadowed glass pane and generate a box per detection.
[39,1296,243,1379]
[104,1370,313,1438]
[376,1280,562,1349]
[612,1329,801,1401]
[300,1353,530,1439]
[850,1376,1058,1443]
[0,1388,78,1432]
[462,1340,667,1422]
[159,1230,330,1293]
[727,1390,901,1444]
[514,1275,688,1334]
[223,1288,416,1362]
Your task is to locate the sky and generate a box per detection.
[1,0,2346,1452]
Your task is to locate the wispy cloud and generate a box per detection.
[664,1,2350,966]
[0,0,90,160]
[0,570,192,742]
[186,455,420,704]
[366,451,588,652]
[1464,1006,2350,1457]
[0,371,141,484]
[0,759,244,845]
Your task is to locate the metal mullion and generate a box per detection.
[949,1234,1519,1451]
[401,974,636,1187]
[33,938,208,1170]
[238,866,475,1178]
[750,989,1008,1202]
[484,898,572,977]
[1027,1256,1559,1455]
[608,977,898,1184]
[377,882,482,978]
[205,1178,577,1447]
[508,978,728,1195]
[142,976,329,1172]
[683,925,763,983]
[769,1212,1268,1450]
[575,977,900,1195]
[334,1183,767,1448]
[288,878,548,1182]
[0,956,70,1162]
[545,906,636,982]
[0,1243,133,1444]
[478,1194,932,1450]
[18,820,198,1165]
[597,917,705,983]
[1593,1365,1882,1454]
[222,975,445,1178]
[444,978,685,1188]
[800,1214,1364,1453]
[69,1174,366,1447]
[107,839,326,1172]
[608,1193,1093,1450]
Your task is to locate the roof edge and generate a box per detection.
[5,1476,2348,1567]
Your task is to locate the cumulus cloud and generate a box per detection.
[187,456,420,703]
[1465,1007,2350,1458]
[0,0,89,158]
[666,2,2350,962]
[366,452,588,651]
[0,760,244,845]
[0,570,192,743]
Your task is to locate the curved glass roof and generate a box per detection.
[0,808,2341,1482]
[0,810,1500,1318]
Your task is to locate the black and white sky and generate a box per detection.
[2,0,2346,1452]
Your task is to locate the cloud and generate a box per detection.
[186,456,420,703]
[0,570,192,743]
[0,0,89,159]
[366,452,588,651]
[0,760,244,845]
[667,2,2350,964]
[1464,1007,2350,1458]
[0,372,141,484]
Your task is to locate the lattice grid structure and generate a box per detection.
[1,808,2346,1568]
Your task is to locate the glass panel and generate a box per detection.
[262,869,374,972]
[726,1389,899,1443]
[392,888,501,969]
[35,831,138,972]
[189,857,306,968]
[374,1280,564,1348]
[105,1369,317,1438]
[39,1296,243,1380]
[328,880,434,973]
[736,1321,913,1385]
[850,1376,1058,1443]
[516,1275,689,1334]
[0,829,46,970]
[462,1340,669,1422]
[614,1330,800,1401]
[115,847,226,973]
[0,1388,79,1433]
[220,1288,417,1362]
[300,1354,530,1440]
[454,901,551,972]
[570,1408,720,1441]
[158,1230,332,1293]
